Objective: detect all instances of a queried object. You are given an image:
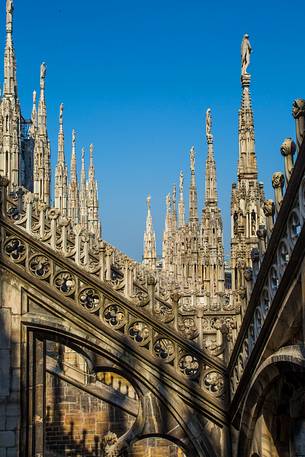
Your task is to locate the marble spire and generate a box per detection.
[178,171,185,228]
[143,194,157,269]
[33,62,50,205]
[55,103,68,215]
[204,108,218,206]
[189,146,198,223]
[68,129,80,225]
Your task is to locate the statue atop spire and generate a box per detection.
[143,194,156,269]
[206,108,213,143]
[59,102,64,130]
[190,146,195,174]
[6,0,13,34]
[241,34,252,76]
[179,171,184,194]
[178,171,185,228]
[40,62,46,96]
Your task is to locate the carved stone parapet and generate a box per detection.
[292,99,305,150]
[272,172,285,213]
[280,137,296,184]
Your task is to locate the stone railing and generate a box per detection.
[0,178,226,404]
[229,99,305,397]
[2,185,176,324]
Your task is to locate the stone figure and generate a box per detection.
[179,171,184,193]
[190,146,195,172]
[206,108,212,139]
[166,193,170,210]
[241,34,252,75]
[101,431,119,457]
[147,194,151,209]
[6,0,13,25]
[40,63,46,89]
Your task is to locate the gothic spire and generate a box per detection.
[79,146,88,228]
[57,103,65,162]
[87,144,101,238]
[55,103,68,215]
[178,171,185,227]
[29,90,37,137]
[204,108,218,206]
[143,194,157,269]
[238,34,257,179]
[68,129,80,225]
[189,146,198,223]
[3,0,17,97]
[70,129,77,185]
[34,63,50,205]
[38,63,47,135]
[172,184,177,230]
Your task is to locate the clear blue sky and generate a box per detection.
[9,0,305,260]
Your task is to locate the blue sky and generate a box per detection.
[8,0,305,260]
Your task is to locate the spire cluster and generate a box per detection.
[0,0,101,239]
[144,108,225,296]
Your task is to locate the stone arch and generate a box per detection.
[23,316,219,457]
[238,345,305,457]
[129,434,187,456]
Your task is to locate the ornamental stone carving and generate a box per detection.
[29,255,50,279]
[79,288,100,312]
[179,354,200,377]
[153,338,175,361]
[104,304,125,328]
[101,431,119,457]
[54,271,76,296]
[203,370,224,396]
[272,172,285,213]
[4,238,26,262]
[292,99,305,150]
[129,321,150,343]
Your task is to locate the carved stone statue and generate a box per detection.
[179,171,184,193]
[147,194,151,209]
[6,0,13,26]
[190,146,195,172]
[241,34,252,76]
[59,103,63,123]
[206,108,212,140]
[101,431,119,457]
[40,63,46,90]
[166,193,170,210]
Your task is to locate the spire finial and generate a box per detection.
[33,90,37,105]
[241,34,252,77]
[6,0,13,34]
[147,194,151,210]
[40,63,46,89]
[190,146,195,174]
[179,171,184,194]
[72,129,76,147]
[178,170,185,227]
[90,143,94,163]
[59,103,64,132]
[206,108,213,144]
